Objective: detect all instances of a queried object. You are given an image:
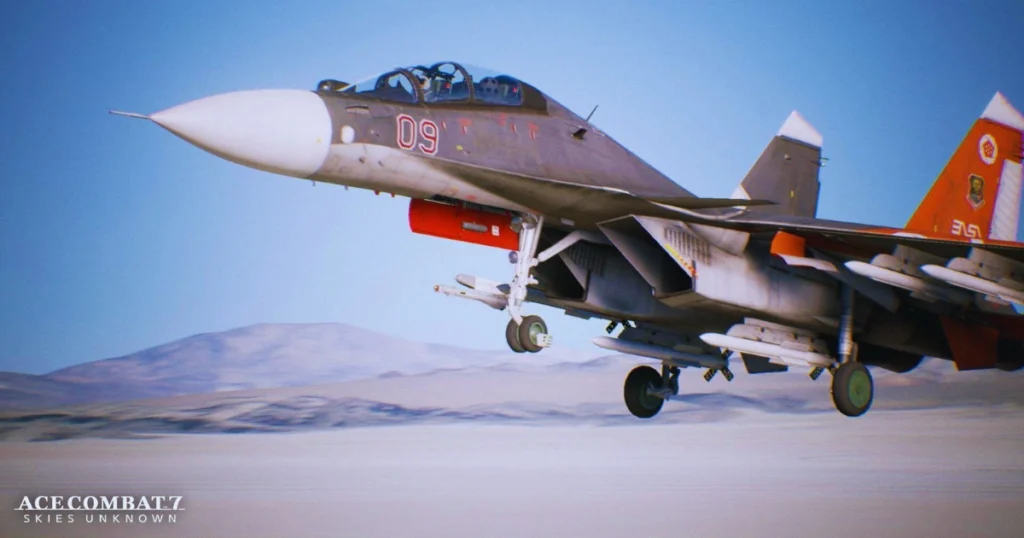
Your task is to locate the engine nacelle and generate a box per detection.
[408,198,519,250]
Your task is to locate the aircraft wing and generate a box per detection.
[429,158,771,227]
[666,212,1024,318]
[431,151,1024,312]
[709,214,1024,264]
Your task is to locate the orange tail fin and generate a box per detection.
[906,92,1024,241]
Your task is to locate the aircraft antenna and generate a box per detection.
[585,105,599,123]
[109,110,150,120]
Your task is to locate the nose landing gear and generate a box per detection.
[501,214,553,353]
[506,214,543,325]
[505,319,527,353]
[505,315,551,353]
[439,213,612,354]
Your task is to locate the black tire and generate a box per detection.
[624,365,664,419]
[517,315,547,353]
[505,319,526,353]
[831,362,874,417]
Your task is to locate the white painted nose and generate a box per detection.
[151,90,333,178]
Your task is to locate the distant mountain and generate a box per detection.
[0,323,599,409]
[1,354,1020,442]
[1,322,1019,427]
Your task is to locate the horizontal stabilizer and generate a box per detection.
[643,196,776,209]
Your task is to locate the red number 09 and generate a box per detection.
[395,114,439,155]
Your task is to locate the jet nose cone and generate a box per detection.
[151,89,332,178]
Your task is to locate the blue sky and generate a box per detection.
[2,1,1023,373]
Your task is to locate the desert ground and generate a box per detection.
[2,324,1022,537]
[2,407,1023,538]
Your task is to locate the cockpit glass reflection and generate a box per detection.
[339,70,417,104]
[321,62,528,107]
[461,64,523,106]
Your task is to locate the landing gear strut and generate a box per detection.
[503,214,552,352]
[507,214,544,325]
[830,285,873,417]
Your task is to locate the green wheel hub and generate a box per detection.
[527,322,544,345]
[831,361,874,417]
[517,315,547,353]
[847,369,872,409]
[637,384,659,410]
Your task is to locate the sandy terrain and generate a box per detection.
[2,324,1022,536]
[1,408,1022,538]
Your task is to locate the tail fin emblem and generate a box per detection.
[979,133,998,165]
[968,174,986,209]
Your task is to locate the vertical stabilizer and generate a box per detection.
[906,92,1024,240]
[733,111,824,218]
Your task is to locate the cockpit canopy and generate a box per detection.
[316,62,544,110]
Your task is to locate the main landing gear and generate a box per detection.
[503,214,552,353]
[831,362,873,417]
[828,284,873,417]
[505,316,549,353]
[623,363,680,418]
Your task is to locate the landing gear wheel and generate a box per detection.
[831,362,873,417]
[505,319,526,353]
[624,365,665,419]
[517,315,548,353]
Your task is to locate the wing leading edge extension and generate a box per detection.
[426,158,774,227]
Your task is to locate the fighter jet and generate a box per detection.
[112,61,1024,418]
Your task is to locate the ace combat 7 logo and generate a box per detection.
[15,495,185,525]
